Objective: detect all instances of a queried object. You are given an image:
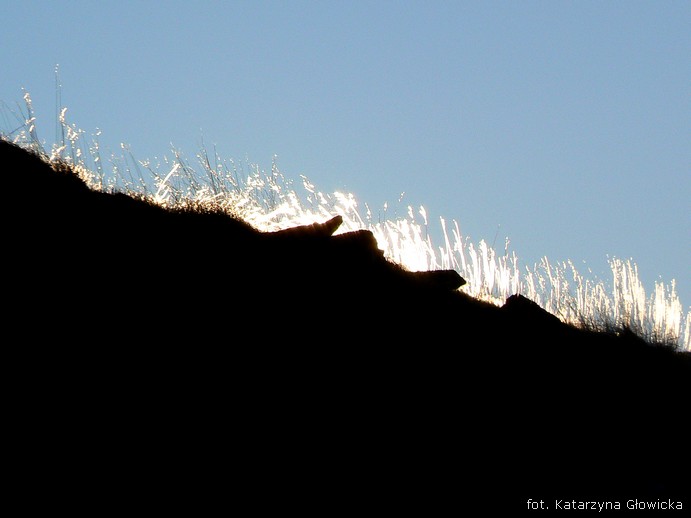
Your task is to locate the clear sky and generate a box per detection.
[2,1,689,308]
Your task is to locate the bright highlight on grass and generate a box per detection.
[3,93,689,351]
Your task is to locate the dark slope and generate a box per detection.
[3,139,689,513]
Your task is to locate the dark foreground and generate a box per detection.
[3,139,689,513]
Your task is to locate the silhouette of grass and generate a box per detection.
[3,103,690,506]
[2,92,688,350]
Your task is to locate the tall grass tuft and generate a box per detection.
[2,93,688,351]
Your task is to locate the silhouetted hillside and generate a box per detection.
[3,138,689,513]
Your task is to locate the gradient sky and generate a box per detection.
[2,1,689,308]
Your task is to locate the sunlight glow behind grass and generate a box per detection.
[3,94,689,351]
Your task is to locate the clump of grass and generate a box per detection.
[2,93,688,351]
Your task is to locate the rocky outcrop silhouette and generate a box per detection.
[3,138,689,513]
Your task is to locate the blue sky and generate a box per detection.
[2,1,689,308]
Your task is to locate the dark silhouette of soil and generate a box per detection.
[3,138,689,513]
